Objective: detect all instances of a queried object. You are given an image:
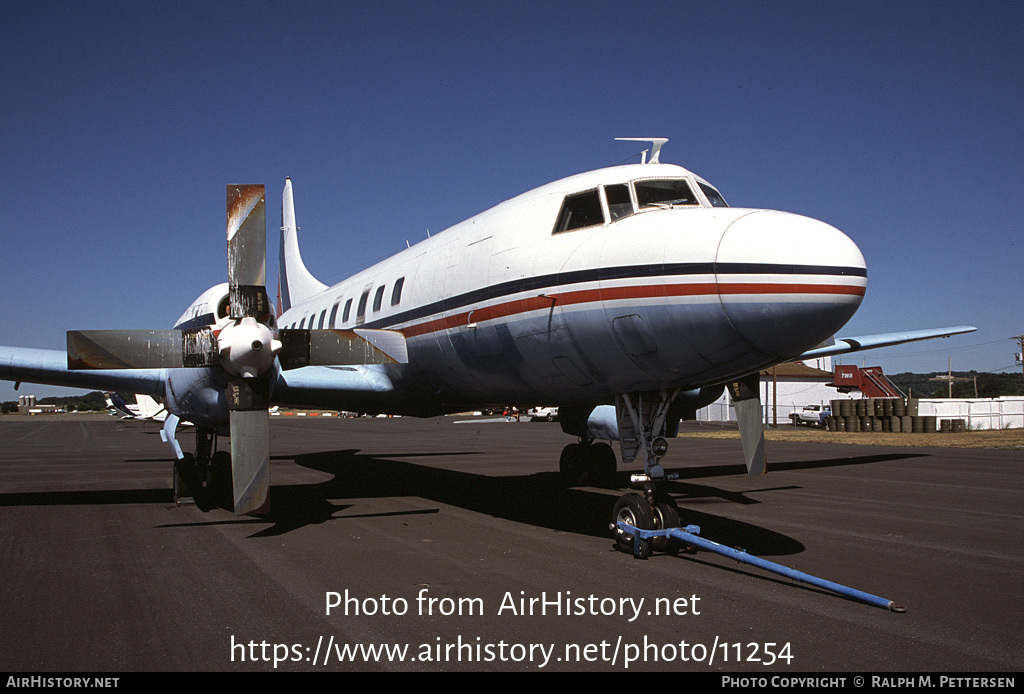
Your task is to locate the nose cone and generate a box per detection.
[716,210,867,359]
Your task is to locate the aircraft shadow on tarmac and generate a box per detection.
[0,449,927,559]
[162,448,927,556]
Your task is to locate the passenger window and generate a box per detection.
[605,184,633,221]
[299,317,306,329]
[372,285,385,312]
[329,300,341,328]
[356,290,370,325]
[342,298,353,323]
[391,277,405,306]
[553,189,604,233]
[635,179,699,208]
[317,309,327,329]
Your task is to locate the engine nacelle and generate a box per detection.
[173,283,232,331]
[164,367,230,432]
[559,385,726,441]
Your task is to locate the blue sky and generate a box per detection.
[2,0,1021,401]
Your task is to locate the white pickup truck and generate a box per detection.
[789,404,830,427]
[528,406,559,422]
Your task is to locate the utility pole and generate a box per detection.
[1014,335,1024,382]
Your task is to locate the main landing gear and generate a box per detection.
[173,426,232,511]
[559,439,617,487]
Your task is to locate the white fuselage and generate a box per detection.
[273,163,866,416]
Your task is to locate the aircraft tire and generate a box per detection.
[559,443,585,486]
[651,500,681,554]
[588,442,617,487]
[210,450,232,510]
[612,493,654,557]
[175,453,202,507]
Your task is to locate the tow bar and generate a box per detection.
[614,520,906,613]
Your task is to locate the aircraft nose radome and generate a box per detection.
[716,211,867,359]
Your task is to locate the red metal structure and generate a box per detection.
[832,365,904,398]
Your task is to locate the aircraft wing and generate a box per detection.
[0,346,167,396]
[1,344,398,413]
[793,326,977,361]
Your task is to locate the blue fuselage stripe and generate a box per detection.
[355,262,865,331]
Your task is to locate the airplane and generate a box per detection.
[104,391,191,426]
[0,138,974,548]
[105,392,142,419]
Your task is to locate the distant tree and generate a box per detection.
[38,391,108,412]
[890,372,1023,398]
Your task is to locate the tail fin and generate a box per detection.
[278,177,327,313]
[135,393,165,419]
[105,392,137,418]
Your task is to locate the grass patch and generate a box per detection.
[678,427,1024,449]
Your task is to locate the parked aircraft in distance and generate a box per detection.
[0,139,974,548]
[105,393,142,419]
[105,392,166,421]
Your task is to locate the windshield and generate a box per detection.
[698,182,729,207]
[635,179,700,208]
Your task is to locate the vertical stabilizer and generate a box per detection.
[278,177,328,312]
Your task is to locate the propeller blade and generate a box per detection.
[277,328,408,369]
[67,328,218,370]
[353,328,409,364]
[226,378,270,514]
[226,184,269,321]
[726,373,767,477]
[224,185,275,514]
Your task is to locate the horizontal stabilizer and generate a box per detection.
[794,326,976,361]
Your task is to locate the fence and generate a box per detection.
[695,396,1024,430]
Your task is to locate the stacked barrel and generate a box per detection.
[825,397,945,434]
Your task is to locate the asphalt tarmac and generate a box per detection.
[1,414,1021,672]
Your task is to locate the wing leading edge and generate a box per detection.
[794,326,977,361]
[0,346,167,396]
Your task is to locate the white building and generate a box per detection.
[696,362,857,425]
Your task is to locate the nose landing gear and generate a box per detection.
[609,388,683,556]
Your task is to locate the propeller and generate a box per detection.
[726,373,767,477]
[68,184,407,514]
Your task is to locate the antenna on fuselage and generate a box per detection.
[615,137,669,164]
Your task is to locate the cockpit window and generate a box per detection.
[604,184,633,221]
[553,189,604,233]
[698,182,729,207]
[635,179,699,209]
